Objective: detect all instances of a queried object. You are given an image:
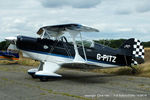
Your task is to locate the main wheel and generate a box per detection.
[39,76,48,82]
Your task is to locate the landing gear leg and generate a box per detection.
[31,73,37,78]
[130,65,137,74]
[28,72,38,78]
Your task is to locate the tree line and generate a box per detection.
[0,41,10,50]
[95,39,150,48]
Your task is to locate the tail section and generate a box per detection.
[119,38,144,65]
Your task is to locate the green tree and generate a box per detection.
[95,39,126,48]
[0,41,10,50]
[142,41,150,47]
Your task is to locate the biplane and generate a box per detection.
[5,24,144,81]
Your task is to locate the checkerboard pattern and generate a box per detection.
[132,39,144,65]
[132,39,144,59]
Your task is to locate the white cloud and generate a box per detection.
[116,28,133,32]
[0,0,41,9]
[136,0,150,13]
[40,0,101,8]
[0,0,150,41]
[115,9,132,15]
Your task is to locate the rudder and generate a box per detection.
[119,38,144,65]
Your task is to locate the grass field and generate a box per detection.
[0,48,150,77]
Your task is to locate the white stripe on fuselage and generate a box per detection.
[22,50,73,64]
[22,50,119,68]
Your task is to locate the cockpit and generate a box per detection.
[75,40,95,48]
[40,30,95,49]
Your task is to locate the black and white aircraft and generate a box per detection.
[5,24,144,81]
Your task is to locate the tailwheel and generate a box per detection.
[130,65,137,74]
[39,76,48,82]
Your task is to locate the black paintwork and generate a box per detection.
[16,36,133,66]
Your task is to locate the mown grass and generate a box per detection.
[0,57,40,67]
[18,58,40,67]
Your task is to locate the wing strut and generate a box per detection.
[79,32,87,61]
[67,29,85,63]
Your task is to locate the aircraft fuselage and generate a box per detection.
[16,36,133,68]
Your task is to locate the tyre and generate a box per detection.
[39,76,48,82]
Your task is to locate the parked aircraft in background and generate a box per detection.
[0,44,19,61]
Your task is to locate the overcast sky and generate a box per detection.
[0,0,150,41]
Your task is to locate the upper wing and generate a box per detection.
[37,24,99,37]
